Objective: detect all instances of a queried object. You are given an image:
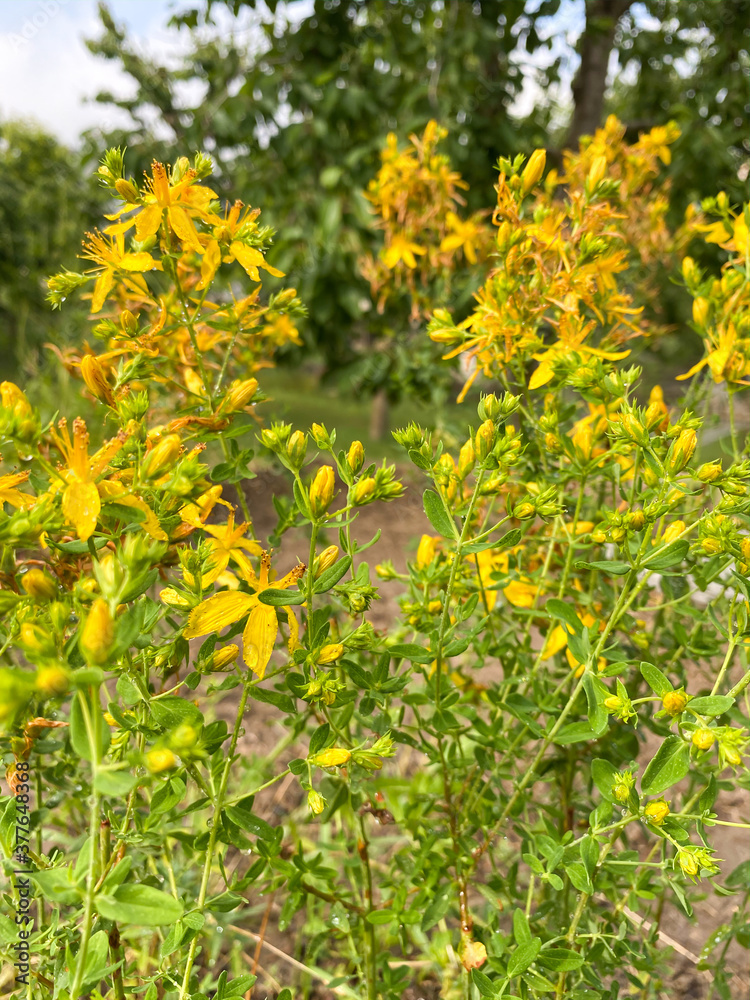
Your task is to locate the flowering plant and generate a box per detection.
[0,125,748,1000]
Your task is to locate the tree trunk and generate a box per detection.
[566,0,633,148]
[369,388,389,442]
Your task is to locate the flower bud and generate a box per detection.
[432,452,455,486]
[309,466,336,517]
[644,799,670,825]
[514,501,536,520]
[692,297,709,327]
[347,440,364,474]
[662,520,686,545]
[312,747,351,767]
[142,434,182,478]
[146,748,178,773]
[314,545,339,578]
[521,149,546,194]
[667,428,697,475]
[458,440,475,478]
[592,529,607,544]
[286,430,308,470]
[120,309,138,333]
[208,645,240,672]
[352,477,376,506]
[587,154,607,189]
[21,569,57,601]
[318,643,344,664]
[474,419,496,461]
[80,355,116,407]
[626,510,646,531]
[571,423,593,460]
[80,598,115,665]
[223,378,258,413]
[677,849,699,877]
[307,789,326,815]
[114,177,139,202]
[692,728,716,750]
[682,256,698,284]
[310,423,332,449]
[697,461,722,483]
[620,412,649,447]
[701,537,722,554]
[662,690,688,716]
[35,665,70,697]
[416,534,437,569]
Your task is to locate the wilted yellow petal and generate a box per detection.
[184,591,256,639]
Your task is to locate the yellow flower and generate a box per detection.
[677,322,750,386]
[0,470,35,510]
[196,200,284,288]
[503,579,541,608]
[529,315,630,390]
[184,551,305,678]
[383,234,426,269]
[80,230,158,313]
[48,418,126,541]
[185,509,263,587]
[439,212,483,264]
[692,728,716,751]
[114,160,217,252]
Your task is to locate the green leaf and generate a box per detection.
[388,643,433,664]
[464,527,522,554]
[591,758,618,802]
[258,587,306,606]
[641,735,690,795]
[552,721,598,746]
[309,722,330,756]
[583,673,608,737]
[93,769,138,796]
[423,488,458,539]
[95,883,182,926]
[575,559,631,576]
[565,862,593,894]
[225,796,275,841]
[471,969,501,998]
[69,692,110,762]
[150,696,203,730]
[513,907,532,945]
[31,866,82,905]
[688,695,733,716]
[642,539,689,571]
[640,661,671,697]
[537,947,585,972]
[507,937,541,977]
[544,599,583,635]
[313,555,352,593]
[366,910,395,925]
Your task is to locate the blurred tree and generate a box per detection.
[610,0,750,215]
[0,122,100,377]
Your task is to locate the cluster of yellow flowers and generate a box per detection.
[360,120,491,316]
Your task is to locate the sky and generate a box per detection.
[0,0,593,147]
[0,0,210,144]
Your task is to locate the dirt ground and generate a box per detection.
[214,465,749,999]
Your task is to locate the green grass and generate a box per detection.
[257,366,480,463]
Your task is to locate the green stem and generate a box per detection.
[358,815,378,1000]
[69,688,103,1000]
[178,679,253,1000]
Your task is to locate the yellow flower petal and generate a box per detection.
[242,603,278,679]
[134,204,162,241]
[91,269,114,313]
[184,591,256,639]
[62,480,101,541]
